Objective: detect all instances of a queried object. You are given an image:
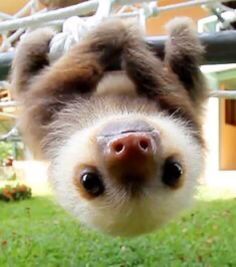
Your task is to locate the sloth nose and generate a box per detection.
[98,131,160,187]
[108,133,154,160]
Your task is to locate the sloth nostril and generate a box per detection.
[114,143,124,153]
[109,134,155,156]
[139,139,149,151]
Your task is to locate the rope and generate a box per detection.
[142,1,159,18]
[49,16,94,62]
[0,0,235,142]
[49,0,112,62]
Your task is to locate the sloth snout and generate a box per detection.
[97,130,160,188]
[108,133,155,160]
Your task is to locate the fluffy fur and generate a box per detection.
[11,18,207,236]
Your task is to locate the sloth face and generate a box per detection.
[12,17,207,237]
[49,103,203,236]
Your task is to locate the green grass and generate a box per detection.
[0,190,236,267]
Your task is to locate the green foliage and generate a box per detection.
[0,184,32,202]
[0,142,13,163]
[0,195,235,266]
[0,141,24,165]
[6,173,17,181]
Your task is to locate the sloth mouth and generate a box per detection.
[99,119,155,137]
[100,129,155,138]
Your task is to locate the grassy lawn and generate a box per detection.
[0,188,236,267]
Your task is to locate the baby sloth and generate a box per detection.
[11,18,207,236]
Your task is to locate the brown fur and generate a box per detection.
[11,18,207,159]
[165,18,208,108]
[10,18,209,236]
[11,29,54,97]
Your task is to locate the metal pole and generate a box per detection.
[0,0,234,33]
[1,31,236,80]
[210,90,236,99]
[146,30,236,64]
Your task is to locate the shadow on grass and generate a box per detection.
[0,195,235,267]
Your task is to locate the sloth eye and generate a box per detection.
[162,158,183,187]
[80,171,104,197]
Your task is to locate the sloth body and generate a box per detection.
[12,18,207,237]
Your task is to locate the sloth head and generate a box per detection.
[50,99,204,236]
[11,18,207,236]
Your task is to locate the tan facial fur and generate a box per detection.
[11,18,207,236]
[49,110,203,236]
